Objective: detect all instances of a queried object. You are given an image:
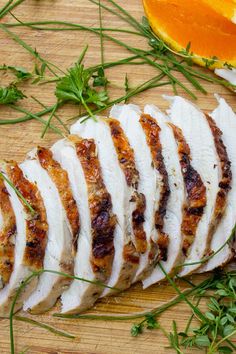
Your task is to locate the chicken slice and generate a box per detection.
[167,96,221,276]
[0,161,48,317]
[200,97,235,272]
[37,147,79,256]
[0,172,17,288]
[22,147,78,314]
[170,123,207,259]
[110,105,156,282]
[70,118,139,297]
[52,136,116,313]
[139,112,170,260]
[142,105,185,288]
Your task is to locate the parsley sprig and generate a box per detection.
[0,85,25,105]
[55,46,108,119]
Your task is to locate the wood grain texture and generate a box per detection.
[0,1,235,353]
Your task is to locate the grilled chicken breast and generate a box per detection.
[0,95,235,317]
[167,96,223,276]
[22,147,77,314]
[142,105,185,287]
[52,136,116,313]
[0,161,47,317]
[71,118,140,296]
[200,97,236,272]
[110,104,161,282]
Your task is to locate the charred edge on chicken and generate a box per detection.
[140,114,170,262]
[108,118,147,254]
[37,147,80,255]
[6,161,48,270]
[74,138,116,280]
[169,124,207,256]
[205,114,232,229]
[0,175,17,285]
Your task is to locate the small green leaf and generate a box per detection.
[92,67,109,87]
[220,316,228,326]
[145,313,159,330]
[226,314,235,324]
[223,325,235,337]
[208,297,220,312]
[195,335,211,347]
[131,323,143,337]
[216,289,229,297]
[229,307,236,314]
[205,312,215,321]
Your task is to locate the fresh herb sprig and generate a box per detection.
[55,46,109,119]
[0,65,32,81]
[178,273,236,353]
[0,85,25,105]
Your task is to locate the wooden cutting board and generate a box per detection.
[0,1,235,353]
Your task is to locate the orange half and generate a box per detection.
[143,0,236,68]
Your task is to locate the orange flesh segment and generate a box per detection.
[201,0,236,23]
[143,0,236,63]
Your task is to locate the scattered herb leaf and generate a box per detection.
[0,85,25,105]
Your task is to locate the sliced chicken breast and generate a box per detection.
[0,172,17,289]
[0,161,48,317]
[200,97,236,272]
[167,96,221,276]
[70,118,140,297]
[110,104,160,282]
[52,136,116,313]
[142,105,185,288]
[22,147,78,314]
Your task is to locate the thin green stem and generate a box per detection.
[15,316,76,339]
[0,23,63,77]
[88,0,144,34]
[0,0,24,19]
[176,224,236,269]
[158,263,206,323]
[41,102,59,138]
[0,0,14,18]
[99,0,104,67]
[31,96,69,133]
[9,104,64,136]
[6,20,144,36]
[0,105,55,125]
[10,272,38,354]
[0,171,35,214]
[106,0,147,35]
[184,297,201,335]
[210,330,236,353]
